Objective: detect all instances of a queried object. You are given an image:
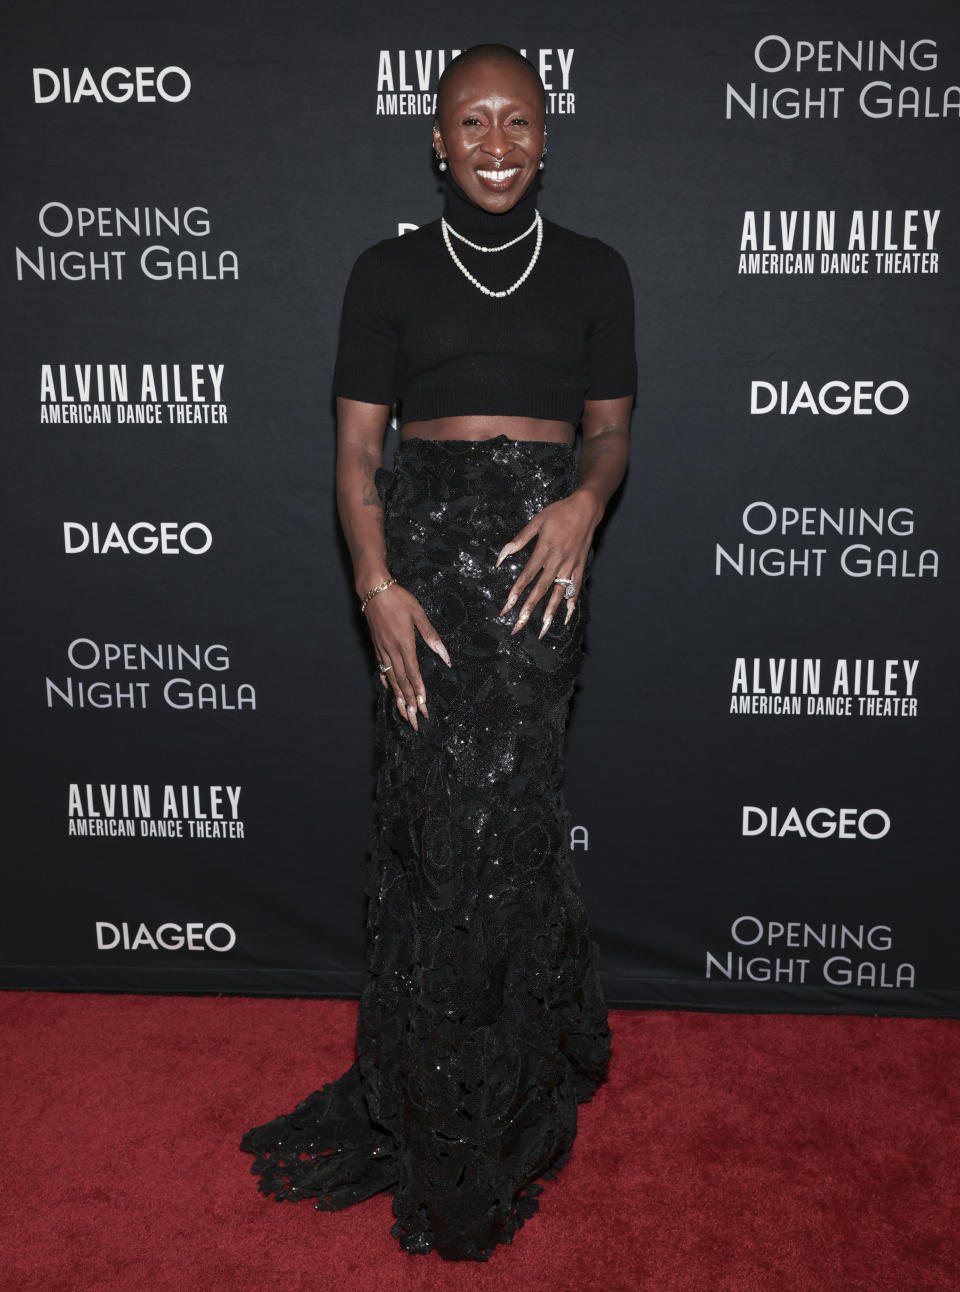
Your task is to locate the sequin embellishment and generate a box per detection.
[241,435,611,1261]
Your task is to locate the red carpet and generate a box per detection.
[2,993,958,1291]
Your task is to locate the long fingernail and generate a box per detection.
[538,615,552,640]
[495,548,507,567]
[499,594,517,617]
[432,640,451,667]
[417,694,429,719]
[396,696,406,719]
[511,612,528,636]
[407,703,419,731]
[565,601,574,625]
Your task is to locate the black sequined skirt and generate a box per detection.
[241,434,611,1261]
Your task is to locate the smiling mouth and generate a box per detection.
[476,167,521,182]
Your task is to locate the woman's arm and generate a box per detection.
[335,396,393,598]
[335,396,451,730]
[495,395,634,635]
[576,396,633,519]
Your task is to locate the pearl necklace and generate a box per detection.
[440,211,543,298]
[443,211,540,252]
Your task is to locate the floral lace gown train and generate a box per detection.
[241,435,611,1261]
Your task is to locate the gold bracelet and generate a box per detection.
[360,578,397,614]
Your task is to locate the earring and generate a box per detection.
[538,153,546,171]
[434,148,447,172]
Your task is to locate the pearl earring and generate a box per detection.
[434,147,447,172]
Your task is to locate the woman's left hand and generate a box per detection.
[495,487,604,637]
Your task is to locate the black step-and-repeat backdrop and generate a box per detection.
[3,1,957,1014]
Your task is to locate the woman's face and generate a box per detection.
[433,57,546,214]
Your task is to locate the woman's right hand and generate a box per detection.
[364,584,451,731]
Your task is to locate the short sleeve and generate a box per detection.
[331,244,400,405]
[583,243,637,401]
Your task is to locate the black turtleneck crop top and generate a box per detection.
[332,175,636,426]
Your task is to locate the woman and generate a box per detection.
[241,43,636,1262]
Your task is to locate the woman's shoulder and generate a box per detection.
[545,217,628,258]
[349,220,442,271]
[542,218,633,291]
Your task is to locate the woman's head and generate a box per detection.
[433,45,547,214]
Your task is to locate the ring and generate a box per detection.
[553,577,576,599]
[378,663,393,674]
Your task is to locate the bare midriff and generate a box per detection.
[401,414,576,447]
